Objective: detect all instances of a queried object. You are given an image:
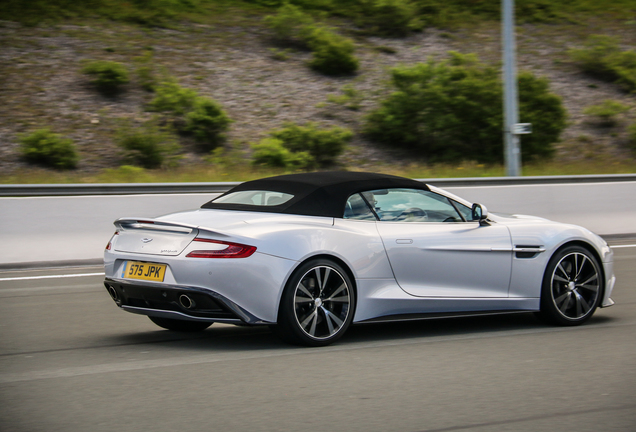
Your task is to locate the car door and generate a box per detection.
[359,189,513,298]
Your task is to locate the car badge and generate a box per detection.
[141,238,153,243]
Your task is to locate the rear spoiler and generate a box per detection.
[113,217,238,242]
[114,218,197,234]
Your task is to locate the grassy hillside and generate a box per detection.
[1,0,636,182]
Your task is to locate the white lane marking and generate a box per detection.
[610,244,636,249]
[0,319,632,384]
[441,181,636,190]
[0,273,104,282]
[0,284,100,294]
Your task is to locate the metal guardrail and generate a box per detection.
[0,182,239,197]
[1,174,636,197]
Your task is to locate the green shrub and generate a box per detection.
[264,3,315,46]
[270,122,352,167]
[81,60,130,95]
[306,26,359,75]
[357,0,420,36]
[583,100,630,126]
[569,35,622,79]
[327,84,362,110]
[184,97,232,151]
[264,4,359,75]
[364,52,566,163]
[269,48,293,61]
[609,50,636,92]
[19,128,79,170]
[570,35,636,92]
[134,51,157,92]
[251,138,313,169]
[116,120,180,168]
[147,80,198,115]
[147,80,232,151]
[516,71,567,160]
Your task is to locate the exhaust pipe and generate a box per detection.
[106,285,119,301]
[179,294,196,309]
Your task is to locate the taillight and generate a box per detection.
[105,231,119,251]
[186,238,256,259]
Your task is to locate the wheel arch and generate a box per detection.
[277,253,358,319]
[547,240,606,297]
[293,253,357,294]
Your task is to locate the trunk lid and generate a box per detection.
[113,219,199,256]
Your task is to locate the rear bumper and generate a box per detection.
[104,277,272,325]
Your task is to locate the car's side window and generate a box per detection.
[452,199,473,221]
[213,190,294,206]
[360,189,465,222]
[343,193,376,220]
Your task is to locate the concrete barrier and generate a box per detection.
[1,177,634,268]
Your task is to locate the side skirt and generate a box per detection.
[356,309,534,325]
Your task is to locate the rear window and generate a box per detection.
[213,190,294,206]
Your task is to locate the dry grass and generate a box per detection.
[3,158,636,185]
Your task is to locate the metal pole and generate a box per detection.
[502,0,521,176]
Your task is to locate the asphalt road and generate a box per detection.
[1,246,635,432]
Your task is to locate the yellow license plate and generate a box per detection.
[122,261,167,282]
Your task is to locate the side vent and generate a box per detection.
[514,245,545,259]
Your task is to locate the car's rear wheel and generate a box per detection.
[148,316,212,332]
[275,258,355,346]
[538,245,602,325]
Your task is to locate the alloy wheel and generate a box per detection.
[293,265,352,340]
[550,252,600,320]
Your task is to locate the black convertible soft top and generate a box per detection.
[201,171,429,218]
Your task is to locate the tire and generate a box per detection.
[276,258,356,347]
[148,316,212,332]
[538,245,603,326]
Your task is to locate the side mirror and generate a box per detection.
[471,203,490,226]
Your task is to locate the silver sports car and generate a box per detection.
[104,171,615,346]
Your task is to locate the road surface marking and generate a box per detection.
[0,273,104,282]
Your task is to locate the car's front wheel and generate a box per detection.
[148,316,212,332]
[538,245,603,326]
[275,259,355,346]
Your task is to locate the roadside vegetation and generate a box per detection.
[1,0,635,183]
[252,122,352,169]
[81,60,130,95]
[569,35,636,93]
[19,129,79,170]
[148,80,232,151]
[364,52,566,163]
[583,100,631,127]
[115,119,181,169]
[265,4,359,75]
[4,0,635,28]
